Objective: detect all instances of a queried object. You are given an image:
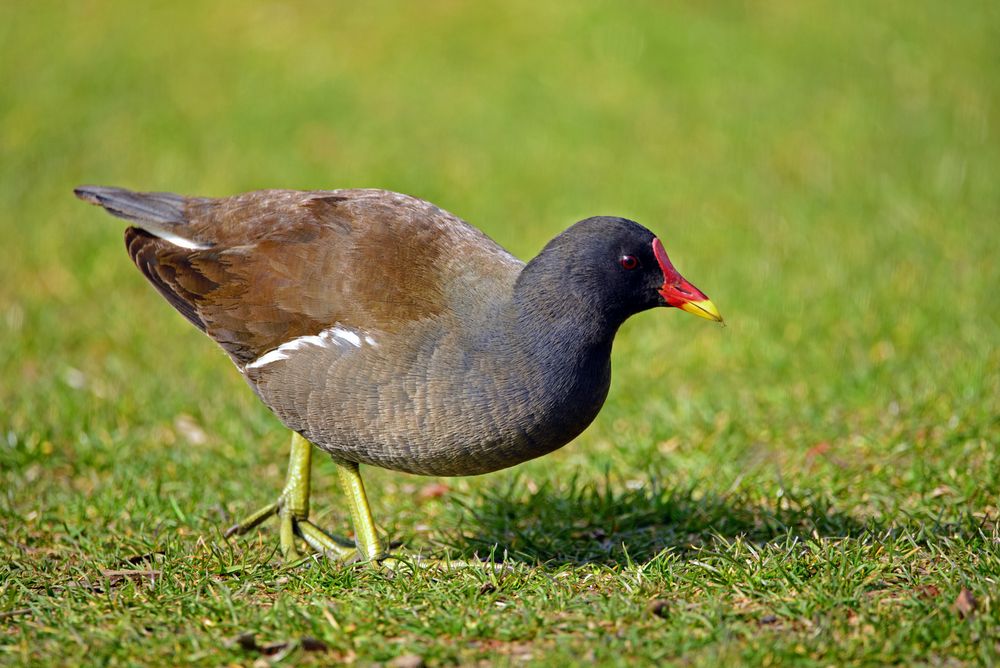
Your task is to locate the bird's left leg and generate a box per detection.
[226,432,354,561]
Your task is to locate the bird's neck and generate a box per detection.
[504,263,621,373]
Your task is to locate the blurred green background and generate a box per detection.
[2,1,998,665]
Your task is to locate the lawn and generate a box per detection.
[2,1,998,665]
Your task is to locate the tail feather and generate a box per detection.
[74,185,210,250]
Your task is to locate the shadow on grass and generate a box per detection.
[436,473,879,566]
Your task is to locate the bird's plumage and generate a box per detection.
[75,186,715,476]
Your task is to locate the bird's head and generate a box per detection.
[527,216,722,325]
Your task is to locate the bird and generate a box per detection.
[74,185,722,563]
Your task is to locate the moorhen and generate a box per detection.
[75,186,722,562]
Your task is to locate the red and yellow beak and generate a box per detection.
[652,238,723,323]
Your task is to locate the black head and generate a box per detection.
[517,216,720,329]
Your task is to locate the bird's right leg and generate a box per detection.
[334,461,489,570]
[335,460,387,562]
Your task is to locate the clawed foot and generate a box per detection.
[225,432,387,563]
[224,492,357,562]
[224,432,497,569]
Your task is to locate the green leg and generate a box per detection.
[336,461,387,562]
[226,432,483,568]
[333,461,483,569]
[337,462,488,570]
[226,432,354,562]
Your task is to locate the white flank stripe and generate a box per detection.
[331,327,361,347]
[154,229,210,250]
[244,324,375,370]
[245,348,290,369]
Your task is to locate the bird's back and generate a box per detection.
[90,187,524,366]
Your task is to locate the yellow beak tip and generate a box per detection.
[679,299,723,323]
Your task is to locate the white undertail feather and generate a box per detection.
[150,228,210,250]
[75,186,211,250]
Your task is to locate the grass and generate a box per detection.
[2,0,998,665]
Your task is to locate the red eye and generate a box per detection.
[620,255,639,270]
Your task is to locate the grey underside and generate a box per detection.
[247,317,612,477]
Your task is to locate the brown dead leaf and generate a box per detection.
[174,414,208,445]
[953,588,978,619]
[917,584,941,599]
[417,482,449,501]
[804,440,849,468]
[805,442,830,459]
[387,654,425,668]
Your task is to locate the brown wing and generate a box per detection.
[122,189,522,366]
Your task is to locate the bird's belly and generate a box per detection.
[311,396,605,476]
[302,374,605,476]
[310,426,569,477]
